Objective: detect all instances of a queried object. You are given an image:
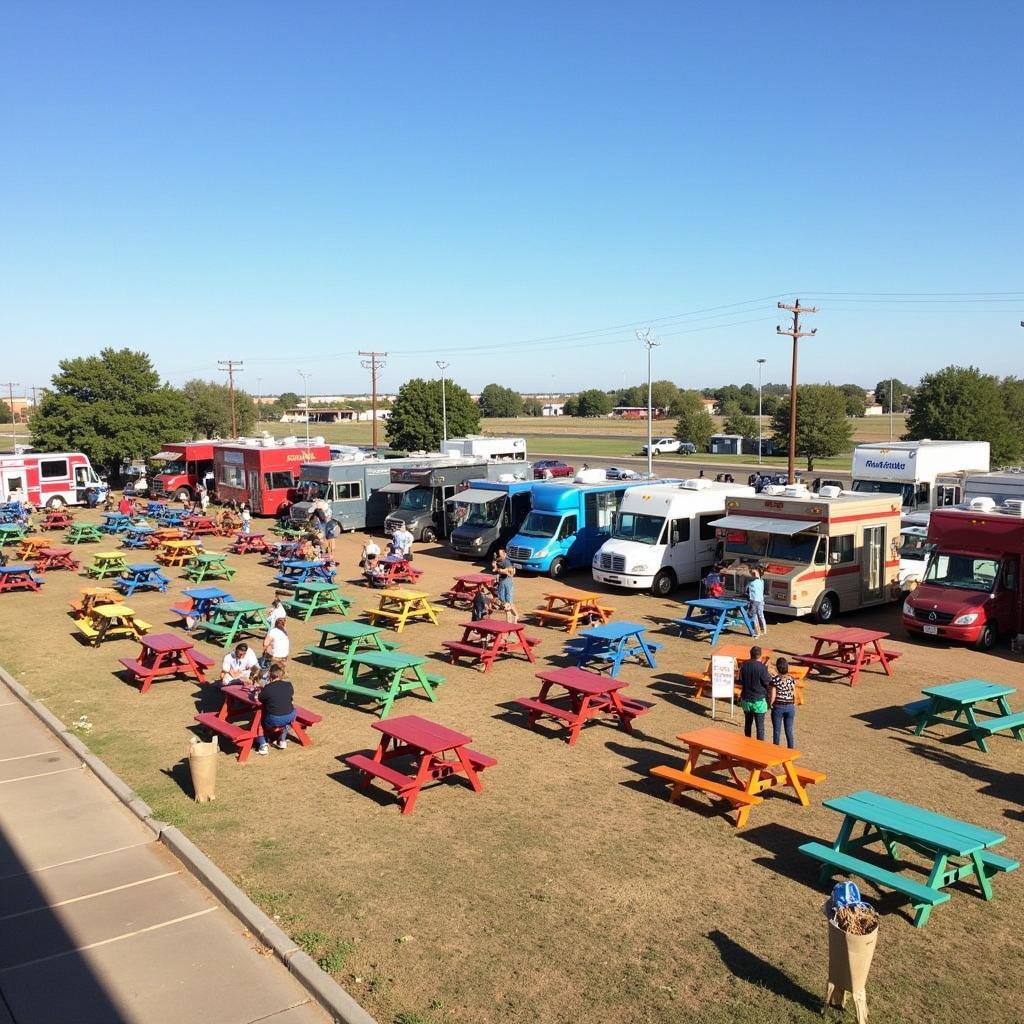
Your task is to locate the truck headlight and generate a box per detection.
[953,613,979,626]
[631,563,648,574]
[902,601,913,616]
[534,547,547,558]
[473,537,483,546]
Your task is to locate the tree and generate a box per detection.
[521,397,544,417]
[29,348,192,478]
[478,384,523,418]
[873,378,914,413]
[0,400,11,425]
[573,389,613,418]
[837,384,868,417]
[182,379,256,438]
[672,392,715,451]
[905,366,1021,463]
[770,384,855,470]
[1000,377,1024,458]
[721,402,758,439]
[386,377,479,451]
[267,391,301,419]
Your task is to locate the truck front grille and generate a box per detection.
[507,545,531,561]
[911,607,955,625]
[384,518,402,534]
[599,552,626,573]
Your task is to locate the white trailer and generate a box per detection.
[441,436,527,462]
[850,440,990,516]
[964,470,1024,505]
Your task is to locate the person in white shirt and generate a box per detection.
[266,593,287,629]
[221,643,259,685]
[262,620,290,669]
[392,525,414,560]
[240,503,252,534]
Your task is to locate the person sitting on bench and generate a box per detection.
[255,664,296,754]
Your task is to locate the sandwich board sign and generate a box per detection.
[710,655,736,720]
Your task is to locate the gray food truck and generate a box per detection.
[384,461,531,542]
[447,478,535,559]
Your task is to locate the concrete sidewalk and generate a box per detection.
[0,687,333,1024]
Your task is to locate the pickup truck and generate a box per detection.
[642,438,695,455]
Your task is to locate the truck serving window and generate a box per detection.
[520,512,561,538]
[724,530,768,557]
[767,533,820,563]
[612,512,664,545]
[220,464,245,489]
[698,514,719,540]
[584,490,619,530]
[830,535,855,564]
[925,554,999,591]
[40,459,68,479]
[264,471,295,490]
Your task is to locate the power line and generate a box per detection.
[217,360,243,438]
[358,351,387,450]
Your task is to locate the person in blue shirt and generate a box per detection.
[746,567,767,636]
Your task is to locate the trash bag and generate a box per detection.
[188,735,218,802]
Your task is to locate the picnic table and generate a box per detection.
[182,515,220,538]
[229,532,272,555]
[800,791,1018,928]
[100,511,132,534]
[564,621,661,677]
[442,572,497,609]
[171,586,235,628]
[16,536,50,562]
[793,627,901,686]
[194,683,322,762]
[682,645,809,705]
[69,587,123,619]
[373,556,423,588]
[195,600,268,647]
[114,562,171,597]
[182,552,236,583]
[905,680,1024,752]
[345,714,496,814]
[148,527,184,547]
[0,524,28,547]
[441,619,541,672]
[514,666,653,746]
[145,501,167,516]
[303,620,397,672]
[282,581,351,621]
[153,507,186,527]
[66,523,104,544]
[76,603,151,646]
[157,538,204,567]
[364,589,439,632]
[121,524,156,549]
[264,540,302,566]
[84,551,130,580]
[270,521,305,539]
[324,650,443,718]
[650,726,826,828]
[33,546,81,573]
[117,633,216,693]
[529,587,616,637]
[0,564,44,593]
[41,509,74,530]
[673,597,755,645]
[274,559,336,587]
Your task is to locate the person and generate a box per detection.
[240,502,252,534]
[581,463,589,471]
[738,646,771,741]
[254,664,296,754]
[262,617,290,671]
[770,656,798,748]
[386,533,403,558]
[221,643,260,686]
[472,586,494,621]
[84,485,98,509]
[702,564,724,599]
[310,503,327,538]
[363,559,386,587]
[747,567,767,637]
[266,592,287,630]
[747,473,757,488]
[199,484,210,513]
[491,547,518,623]
[542,467,554,480]
[392,523,414,560]
[360,537,380,568]
[698,468,704,479]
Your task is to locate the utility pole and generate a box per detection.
[776,298,818,484]
[637,329,661,478]
[218,360,243,438]
[889,379,894,440]
[756,358,766,465]
[436,361,450,443]
[359,351,388,450]
[297,372,312,447]
[1,382,19,443]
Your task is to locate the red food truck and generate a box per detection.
[213,438,331,516]
[902,499,1024,650]
[151,442,218,502]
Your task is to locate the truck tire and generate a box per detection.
[421,526,437,543]
[47,496,65,509]
[812,591,838,624]
[651,568,676,597]
[548,556,566,580]
[973,624,996,651]
[174,487,191,503]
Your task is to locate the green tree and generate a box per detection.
[521,397,544,416]
[721,402,758,439]
[1000,377,1024,458]
[905,365,1021,463]
[837,384,868,417]
[267,391,301,418]
[478,383,523,418]
[672,392,715,450]
[29,348,192,478]
[0,400,11,425]
[386,377,479,451]
[770,384,855,470]
[182,379,256,438]
[873,378,914,413]
[574,389,613,417]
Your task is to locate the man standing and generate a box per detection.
[491,547,518,623]
[747,567,767,637]
[392,522,414,560]
[738,646,771,741]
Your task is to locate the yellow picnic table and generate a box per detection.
[17,536,51,560]
[529,587,615,637]
[364,589,439,633]
[76,603,151,647]
[157,539,203,567]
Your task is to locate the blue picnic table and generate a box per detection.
[100,512,132,534]
[146,501,167,516]
[170,586,235,629]
[906,679,1024,753]
[154,508,186,527]
[674,597,755,645]
[564,621,662,677]
[121,524,156,549]
[274,559,336,586]
[114,562,171,597]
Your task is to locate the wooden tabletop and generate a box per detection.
[536,666,627,695]
[543,587,599,602]
[352,650,426,670]
[677,726,803,767]
[372,714,471,753]
[317,621,385,640]
[216,600,264,614]
[140,633,194,653]
[454,573,497,585]
[579,621,646,642]
[123,563,160,574]
[704,644,770,663]
[183,587,233,601]
[463,619,526,634]
[810,627,889,644]
[685,598,748,611]
[94,604,136,619]
[381,589,429,602]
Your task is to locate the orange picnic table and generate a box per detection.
[529,587,615,636]
[69,587,124,619]
[157,539,203,567]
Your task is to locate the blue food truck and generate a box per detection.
[446,478,536,559]
[505,478,646,578]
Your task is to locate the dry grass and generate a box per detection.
[1,502,1019,1024]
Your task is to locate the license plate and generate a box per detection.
[923,625,939,635]
[605,576,621,584]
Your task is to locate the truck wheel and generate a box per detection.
[47,496,65,509]
[174,487,191,503]
[651,568,676,597]
[421,527,437,543]
[973,624,996,651]
[812,592,838,624]
[548,557,566,580]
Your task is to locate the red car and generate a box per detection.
[533,459,575,479]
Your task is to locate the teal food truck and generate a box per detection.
[446,478,535,559]
[505,478,646,578]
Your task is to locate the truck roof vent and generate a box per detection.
[762,484,786,495]
[679,478,711,490]
[818,484,843,498]
[782,485,810,498]
[969,496,996,512]
[260,436,276,447]
[312,436,325,445]
[1002,500,1024,518]
[574,469,606,484]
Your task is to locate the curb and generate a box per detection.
[0,666,376,1024]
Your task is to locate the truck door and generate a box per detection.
[992,556,1019,634]
[861,526,885,602]
[669,518,691,579]
[2,470,26,500]
[248,471,262,514]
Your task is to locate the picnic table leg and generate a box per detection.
[914,697,941,737]
[962,705,991,753]
[401,754,435,815]
[414,668,438,704]
[872,638,894,676]
[453,746,484,793]
[734,768,763,828]
[236,711,261,763]
[567,695,593,746]
[847,644,867,686]
[780,760,810,807]
[914,854,951,927]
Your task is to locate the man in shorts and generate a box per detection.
[491,547,518,623]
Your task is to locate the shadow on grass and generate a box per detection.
[893,737,1024,803]
[706,929,820,1013]
[649,675,709,716]
[160,756,196,799]
[850,703,917,732]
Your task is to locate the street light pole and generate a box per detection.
[756,358,766,465]
[297,371,311,447]
[637,329,661,478]
[889,378,894,441]
[436,361,450,444]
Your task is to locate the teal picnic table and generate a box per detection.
[906,679,1024,752]
[324,650,443,718]
[0,524,28,547]
[195,600,268,647]
[66,523,104,544]
[182,552,237,583]
[282,581,351,621]
[304,621,397,672]
[800,791,1018,928]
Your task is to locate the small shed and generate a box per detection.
[708,433,743,456]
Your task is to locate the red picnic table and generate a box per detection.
[345,714,496,815]
[228,531,272,555]
[792,627,902,687]
[0,565,44,593]
[377,556,423,587]
[182,516,220,538]
[41,509,74,530]
[514,666,653,746]
[117,633,216,693]
[442,572,498,609]
[441,619,540,673]
[33,547,81,572]
[194,684,322,762]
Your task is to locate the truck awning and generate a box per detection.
[446,488,504,505]
[378,482,419,494]
[709,514,818,536]
[151,451,178,461]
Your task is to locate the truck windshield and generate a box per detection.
[398,488,432,512]
[924,553,1000,592]
[449,496,505,528]
[851,479,913,506]
[519,512,561,538]
[295,481,329,501]
[612,512,664,545]
[725,530,768,557]
[899,533,930,561]
[158,460,186,476]
[767,533,819,563]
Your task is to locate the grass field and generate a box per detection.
[1,503,1020,1024]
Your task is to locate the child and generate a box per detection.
[472,587,493,622]
[240,502,251,534]
[769,657,798,748]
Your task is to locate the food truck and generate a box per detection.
[150,442,218,501]
[592,479,753,596]
[901,498,1024,650]
[447,478,535,559]
[0,451,106,508]
[441,436,527,463]
[964,469,1024,505]
[711,487,902,623]
[213,437,331,516]
[507,477,646,578]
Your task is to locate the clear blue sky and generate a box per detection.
[2,1,1022,398]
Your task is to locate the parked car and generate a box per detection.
[606,466,641,480]
[642,438,682,455]
[532,459,576,479]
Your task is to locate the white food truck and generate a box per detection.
[592,479,753,596]
[441,436,527,463]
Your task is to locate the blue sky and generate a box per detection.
[2,1,1022,398]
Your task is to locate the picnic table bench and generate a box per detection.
[274,559,336,587]
[41,509,74,530]
[99,511,132,534]
[229,532,272,555]
[114,562,172,597]
[32,546,81,573]
[364,589,439,632]
[17,536,51,560]
[0,524,29,547]
[529,587,615,636]
[800,791,1018,927]
[170,586,235,628]
[69,587,123,619]
[673,598,755,645]
[118,633,216,693]
[792,627,901,686]
[302,620,397,671]
[372,556,423,588]
[442,572,498,609]
[441,619,540,672]
[564,621,661,677]
[147,527,184,548]
[681,644,809,704]
[182,515,220,538]
[66,523,104,544]
[324,650,443,718]
[904,679,1024,752]
[194,600,268,647]
[153,508,186,527]
[76,604,151,646]
[263,541,302,566]
[345,714,495,814]
[0,564,45,593]
[120,524,156,549]
[282,581,351,621]
[182,552,236,583]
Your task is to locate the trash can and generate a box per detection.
[823,896,878,1023]
[188,735,218,802]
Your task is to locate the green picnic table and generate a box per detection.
[85,551,130,580]
[800,790,1018,927]
[303,621,397,671]
[324,650,443,718]
[0,524,28,546]
[182,552,237,583]
[195,599,268,647]
[67,523,104,544]
[282,581,351,621]
[270,521,306,538]
[905,679,1024,752]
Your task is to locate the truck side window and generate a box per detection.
[914,483,930,509]
[815,537,828,565]
[829,535,854,564]
[698,514,719,540]
[559,515,577,540]
[671,519,690,546]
